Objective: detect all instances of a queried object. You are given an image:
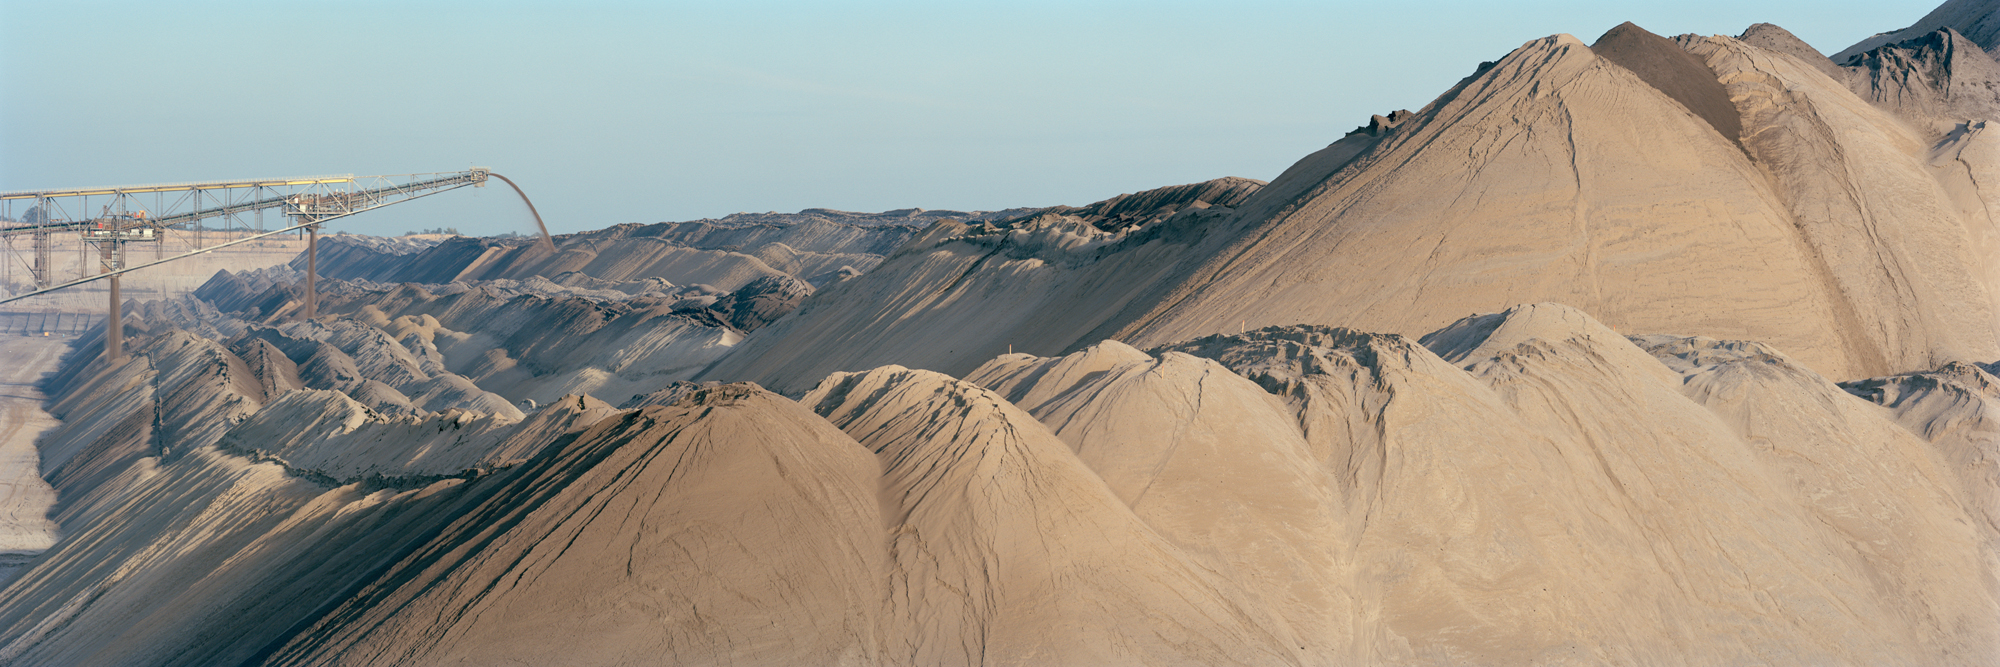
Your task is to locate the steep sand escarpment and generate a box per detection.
[1591,22,1745,147]
[28,329,268,529]
[1687,33,2000,375]
[1834,0,2000,61]
[1841,27,2000,132]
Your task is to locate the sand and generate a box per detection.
[0,2,1996,665]
[1591,22,1745,146]
[1738,23,1845,78]
[1,276,1996,665]
[1840,26,2000,132]
[1833,0,2000,62]
[705,24,2000,396]
[0,337,65,585]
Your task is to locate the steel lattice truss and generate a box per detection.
[0,169,492,291]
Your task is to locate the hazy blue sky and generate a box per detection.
[0,1,1931,236]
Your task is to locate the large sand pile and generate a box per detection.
[272,386,887,666]
[0,1,1997,664]
[706,22,2000,393]
[1833,0,2000,61]
[1,295,1993,665]
[1839,26,2000,131]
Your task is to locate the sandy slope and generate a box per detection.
[804,367,1300,666]
[1833,0,2000,61]
[1125,29,1987,379]
[194,269,746,406]
[308,213,934,291]
[305,196,1217,292]
[0,5,1997,665]
[707,25,2000,392]
[955,307,1996,663]
[1842,361,2000,571]
[276,386,887,666]
[1687,33,2000,374]
[701,210,1230,394]
[0,289,1994,664]
[1840,27,2000,132]
[1739,23,1844,78]
[0,337,66,581]
[966,344,1346,663]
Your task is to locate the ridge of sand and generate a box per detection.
[0,3,1997,664]
[1120,34,1878,375]
[707,26,2000,393]
[1687,33,2000,373]
[274,385,886,666]
[964,343,1345,662]
[1841,26,2000,131]
[804,365,1300,666]
[1842,361,2000,557]
[1591,22,1745,146]
[1833,0,2000,62]
[0,298,1994,663]
[1738,22,1844,79]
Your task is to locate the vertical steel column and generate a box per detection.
[31,225,49,290]
[31,197,53,289]
[305,223,317,320]
[103,239,122,362]
[77,196,90,281]
[191,189,204,251]
[154,192,165,262]
[107,274,122,361]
